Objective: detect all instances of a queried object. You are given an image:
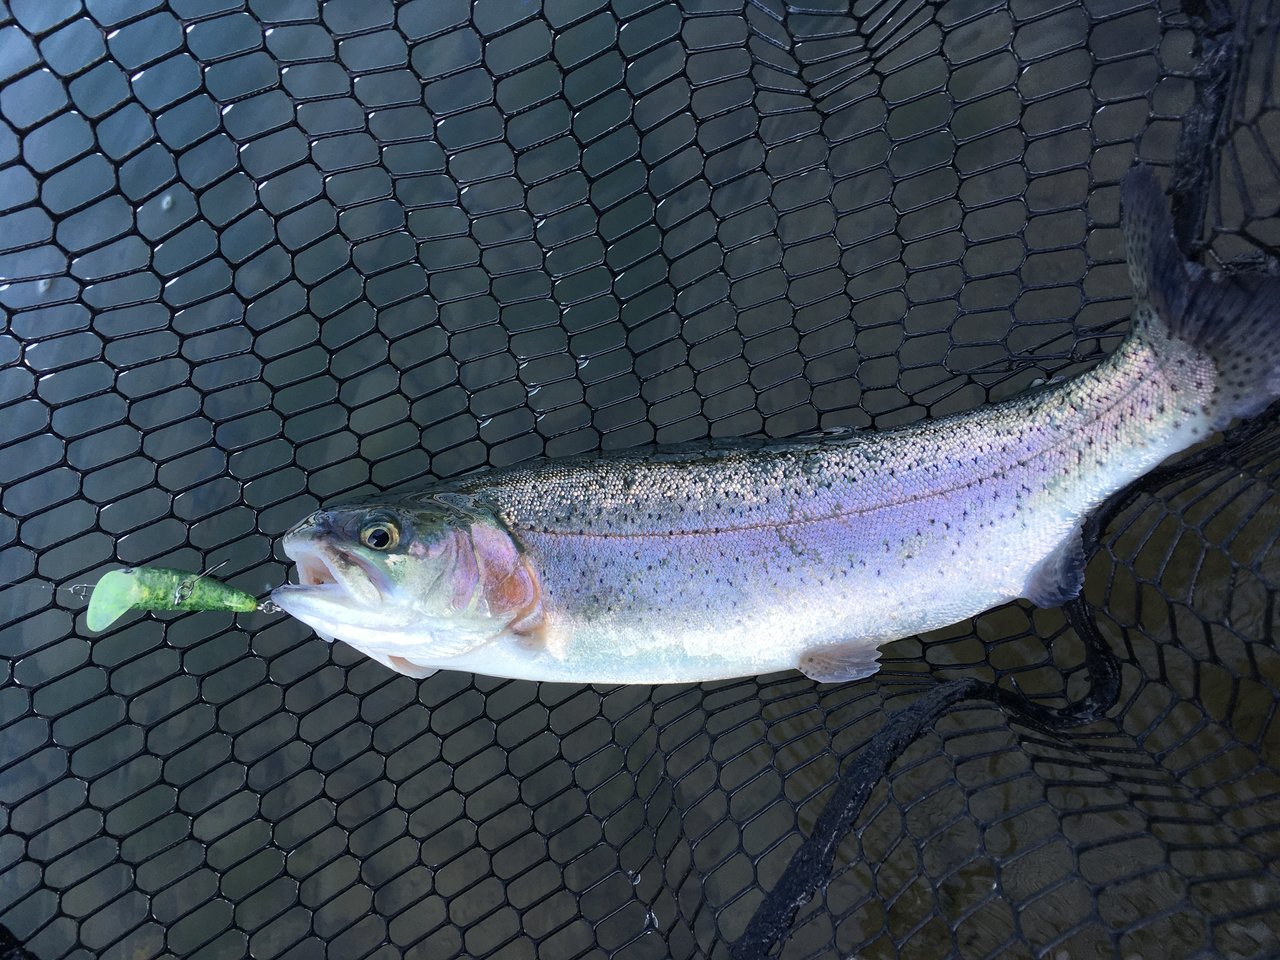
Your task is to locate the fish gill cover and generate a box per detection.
[0,0,1279,958]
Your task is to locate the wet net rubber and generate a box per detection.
[1,1,1279,958]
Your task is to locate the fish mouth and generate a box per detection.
[274,540,388,610]
[295,550,342,590]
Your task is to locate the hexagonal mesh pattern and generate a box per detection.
[1,1,1279,958]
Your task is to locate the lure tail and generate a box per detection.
[1124,166,1280,428]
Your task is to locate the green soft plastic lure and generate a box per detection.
[85,566,259,632]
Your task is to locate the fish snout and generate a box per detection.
[282,511,340,551]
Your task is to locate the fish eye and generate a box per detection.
[359,520,399,551]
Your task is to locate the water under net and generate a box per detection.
[1,0,1280,957]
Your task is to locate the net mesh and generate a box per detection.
[1,0,1279,957]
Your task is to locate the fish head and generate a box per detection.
[271,493,541,674]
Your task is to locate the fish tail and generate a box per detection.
[1124,165,1280,429]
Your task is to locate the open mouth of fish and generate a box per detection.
[276,543,387,608]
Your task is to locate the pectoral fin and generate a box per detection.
[1023,526,1087,608]
[798,641,882,684]
[363,648,438,680]
[388,655,438,679]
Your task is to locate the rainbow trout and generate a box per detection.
[272,168,1280,683]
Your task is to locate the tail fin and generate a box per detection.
[1123,166,1280,428]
